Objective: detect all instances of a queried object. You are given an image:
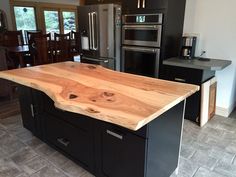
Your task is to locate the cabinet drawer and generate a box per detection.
[162,65,203,84]
[44,114,93,169]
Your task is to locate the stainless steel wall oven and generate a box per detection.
[122,13,163,78]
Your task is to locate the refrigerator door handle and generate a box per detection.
[91,12,98,51]
[88,12,92,50]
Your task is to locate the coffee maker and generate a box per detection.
[180,36,197,59]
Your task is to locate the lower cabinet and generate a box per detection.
[97,125,146,177]
[160,65,215,125]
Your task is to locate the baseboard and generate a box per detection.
[216,102,236,117]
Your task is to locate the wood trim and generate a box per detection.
[209,82,217,119]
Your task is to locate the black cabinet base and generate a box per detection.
[19,86,185,177]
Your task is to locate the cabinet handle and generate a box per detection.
[106,130,123,140]
[57,138,70,147]
[142,0,146,8]
[30,104,34,117]
[137,0,140,8]
[174,78,186,82]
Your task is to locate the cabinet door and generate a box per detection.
[144,0,167,9]
[122,0,139,12]
[99,125,146,177]
[18,86,35,133]
[44,114,93,170]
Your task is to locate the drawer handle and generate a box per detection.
[30,104,35,117]
[57,138,70,147]
[106,130,123,140]
[174,78,186,82]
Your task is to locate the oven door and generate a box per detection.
[122,25,162,47]
[122,46,160,78]
[81,56,115,70]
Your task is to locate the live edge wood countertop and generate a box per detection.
[0,62,199,130]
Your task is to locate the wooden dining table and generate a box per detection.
[7,45,29,67]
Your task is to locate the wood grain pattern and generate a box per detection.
[0,62,199,130]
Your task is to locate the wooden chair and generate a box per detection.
[26,30,43,45]
[2,30,24,68]
[30,35,53,66]
[3,30,24,47]
[54,33,72,62]
[0,47,15,99]
[71,30,80,54]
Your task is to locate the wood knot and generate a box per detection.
[87,65,96,69]
[70,65,75,68]
[86,107,100,114]
[69,94,78,99]
[103,92,114,97]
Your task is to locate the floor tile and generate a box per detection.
[48,151,70,168]
[190,150,218,169]
[214,160,236,177]
[10,147,38,165]
[0,134,26,154]
[180,145,196,159]
[25,137,44,149]
[61,160,87,177]
[178,157,199,176]
[21,156,49,175]
[194,167,233,177]
[16,130,34,143]
[0,158,22,177]
[35,144,56,158]
[30,165,68,177]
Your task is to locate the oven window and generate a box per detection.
[125,29,158,42]
[124,50,157,77]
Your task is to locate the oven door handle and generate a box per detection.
[123,25,161,29]
[123,46,158,53]
[83,57,109,63]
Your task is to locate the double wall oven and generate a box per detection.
[122,13,163,78]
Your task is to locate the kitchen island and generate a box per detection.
[0,62,199,177]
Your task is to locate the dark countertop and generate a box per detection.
[163,57,232,71]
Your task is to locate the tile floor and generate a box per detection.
[0,110,235,177]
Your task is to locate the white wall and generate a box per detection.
[184,0,236,116]
[0,0,13,29]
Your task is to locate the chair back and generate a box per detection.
[31,36,52,65]
[0,47,11,97]
[71,30,80,52]
[3,30,24,47]
[26,30,43,44]
[54,33,71,62]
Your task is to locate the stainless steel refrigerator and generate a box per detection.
[78,4,121,71]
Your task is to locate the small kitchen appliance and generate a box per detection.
[180,36,196,59]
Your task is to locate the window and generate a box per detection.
[44,10,60,38]
[63,11,76,34]
[13,6,37,43]
[43,9,77,37]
